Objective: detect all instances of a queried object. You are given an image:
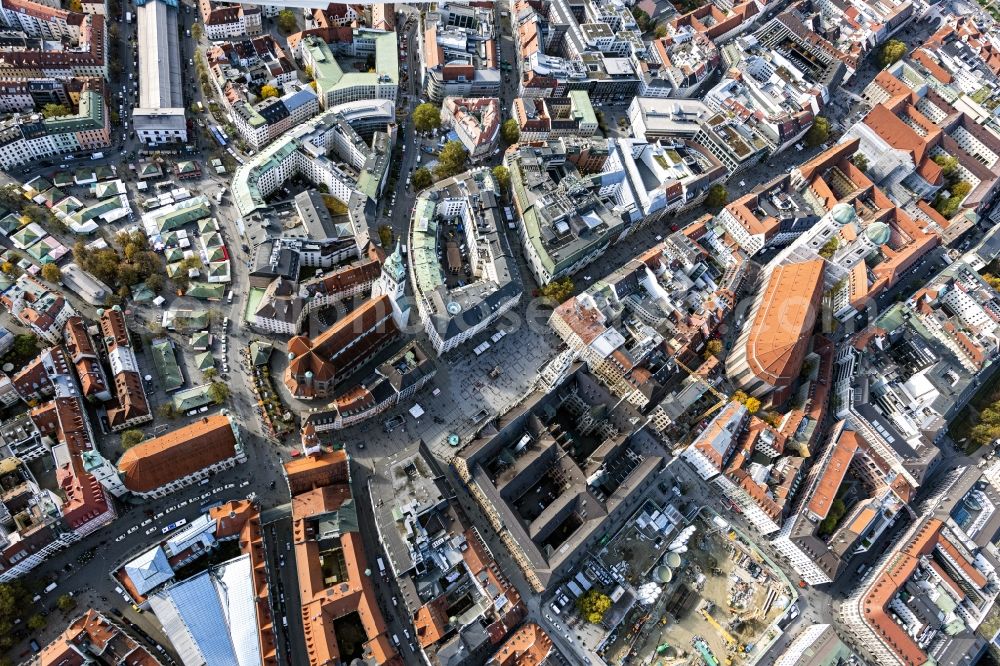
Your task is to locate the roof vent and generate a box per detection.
[446,301,461,315]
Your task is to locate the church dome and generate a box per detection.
[830,202,857,226]
[865,221,891,246]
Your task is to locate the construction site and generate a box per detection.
[597,510,793,666]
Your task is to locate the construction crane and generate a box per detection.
[699,609,738,648]
[675,358,730,403]
[673,357,734,445]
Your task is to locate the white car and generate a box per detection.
[141,519,152,526]
[115,534,126,542]
[145,527,157,535]
[127,525,139,534]
[201,492,211,500]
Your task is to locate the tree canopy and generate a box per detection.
[0,581,29,653]
[818,498,847,536]
[208,382,230,404]
[275,9,297,32]
[411,167,433,190]
[879,39,907,67]
[706,183,728,211]
[851,152,868,172]
[74,231,161,293]
[4,334,39,368]
[501,118,520,145]
[121,429,144,449]
[40,263,61,283]
[412,103,442,133]
[434,141,469,180]
[377,224,394,247]
[491,165,510,193]
[260,85,279,99]
[932,154,959,179]
[41,103,69,118]
[804,116,830,147]
[630,7,653,32]
[539,277,574,302]
[577,589,612,624]
[934,181,972,218]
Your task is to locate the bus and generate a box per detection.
[210,126,227,147]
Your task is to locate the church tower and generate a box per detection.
[372,243,410,329]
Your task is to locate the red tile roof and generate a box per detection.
[117,415,237,493]
[741,259,825,395]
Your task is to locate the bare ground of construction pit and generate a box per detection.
[601,514,791,666]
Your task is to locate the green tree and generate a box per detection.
[191,22,202,41]
[0,261,20,278]
[654,24,668,39]
[492,165,511,193]
[56,594,76,612]
[145,273,165,294]
[26,613,46,631]
[818,498,847,536]
[276,8,297,32]
[0,581,29,652]
[40,262,61,283]
[411,166,433,190]
[203,367,217,380]
[745,397,761,414]
[501,118,520,145]
[706,183,728,210]
[819,237,839,259]
[539,277,574,302]
[434,141,468,180]
[879,39,907,67]
[179,256,204,272]
[377,224,394,247]
[121,429,144,449]
[934,181,972,218]
[412,103,442,133]
[577,589,613,624]
[951,181,972,200]
[704,339,723,358]
[804,116,830,147]
[67,0,82,11]
[933,154,959,181]
[260,84,279,99]
[732,390,749,405]
[630,7,652,32]
[7,334,39,366]
[208,381,230,404]
[41,103,70,118]
[321,195,348,216]
[851,152,868,172]
[158,403,177,420]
